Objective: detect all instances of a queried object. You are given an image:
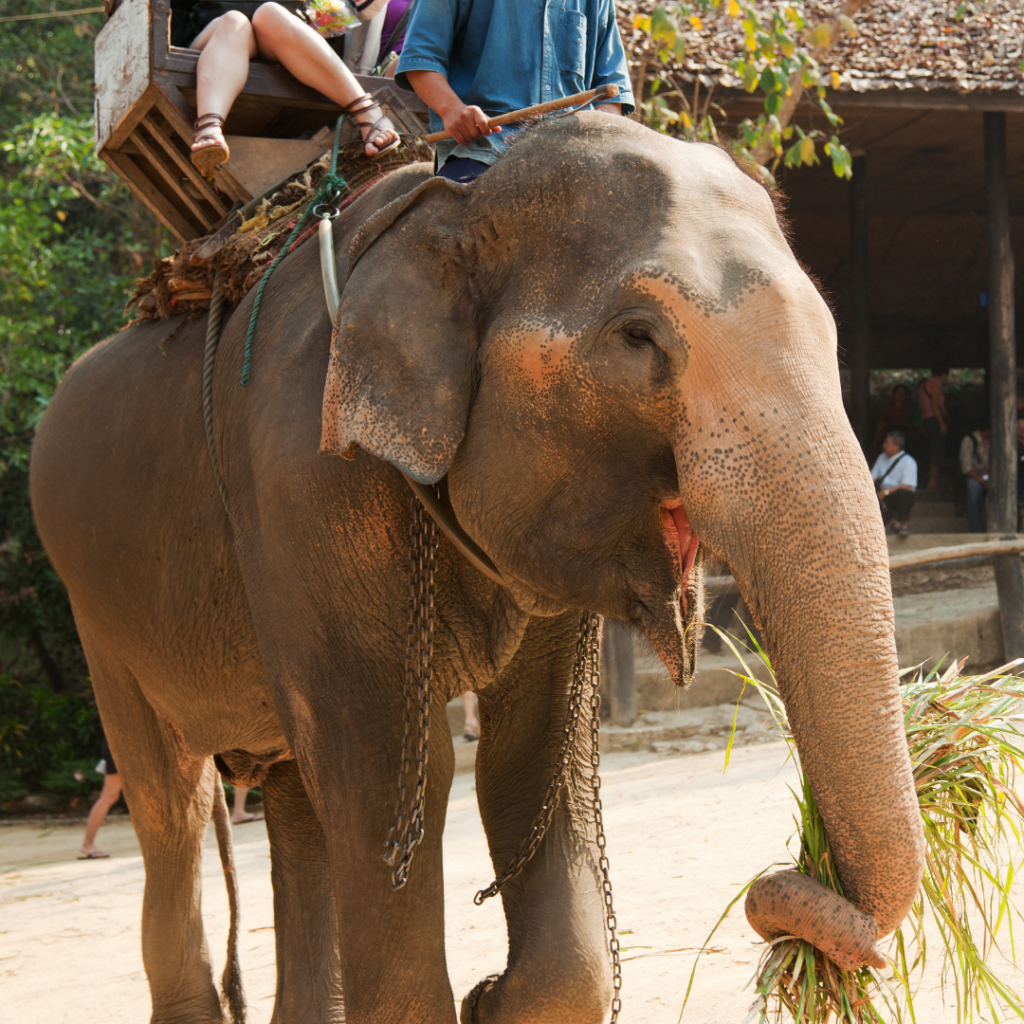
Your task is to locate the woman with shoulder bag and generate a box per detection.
[177,0,400,175]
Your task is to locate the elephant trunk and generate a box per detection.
[681,414,925,971]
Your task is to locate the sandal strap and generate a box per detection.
[193,112,226,132]
[342,92,377,117]
[360,114,394,144]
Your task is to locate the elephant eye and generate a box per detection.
[623,323,655,348]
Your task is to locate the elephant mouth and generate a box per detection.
[641,499,702,687]
[659,499,700,614]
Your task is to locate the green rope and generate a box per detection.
[241,115,347,387]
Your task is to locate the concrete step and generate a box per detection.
[914,501,956,517]
[909,516,967,534]
[893,585,1004,670]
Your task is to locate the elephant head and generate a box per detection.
[321,114,924,970]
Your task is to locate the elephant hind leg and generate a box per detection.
[81,633,227,1024]
[261,759,344,1024]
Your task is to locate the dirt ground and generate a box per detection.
[2,741,1020,1023]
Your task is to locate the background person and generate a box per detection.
[231,786,264,824]
[959,425,990,534]
[79,736,121,860]
[873,383,913,453]
[395,0,634,183]
[917,362,949,490]
[461,692,479,742]
[871,430,917,537]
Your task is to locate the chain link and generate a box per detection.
[584,616,622,1024]
[383,495,438,890]
[473,613,621,1024]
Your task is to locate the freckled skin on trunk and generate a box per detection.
[31,116,922,1023]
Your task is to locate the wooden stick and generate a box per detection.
[423,84,619,144]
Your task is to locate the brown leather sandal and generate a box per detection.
[343,93,401,160]
[191,112,230,176]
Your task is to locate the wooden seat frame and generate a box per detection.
[95,0,428,240]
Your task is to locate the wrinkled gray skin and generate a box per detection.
[31,115,923,1024]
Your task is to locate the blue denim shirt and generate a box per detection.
[395,0,634,168]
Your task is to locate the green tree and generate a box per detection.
[0,2,158,688]
[629,0,869,179]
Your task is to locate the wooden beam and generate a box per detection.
[985,112,1019,532]
[602,620,637,728]
[984,110,1024,661]
[848,152,870,447]
[705,539,1024,596]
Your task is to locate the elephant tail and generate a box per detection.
[212,776,247,1024]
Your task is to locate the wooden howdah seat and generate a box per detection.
[95,0,429,240]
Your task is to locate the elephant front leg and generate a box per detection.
[466,616,613,1024]
[277,677,459,1024]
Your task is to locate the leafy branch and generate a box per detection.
[629,0,872,180]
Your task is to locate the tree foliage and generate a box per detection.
[0,1,159,689]
[631,0,864,179]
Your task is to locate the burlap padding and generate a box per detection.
[128,135,433,321]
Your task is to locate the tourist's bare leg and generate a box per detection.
[189,12,257,168]
[251,2,397,156]
[81,772,122,857]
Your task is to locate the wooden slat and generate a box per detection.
[108,81,161,151]
[130,126,215,231]
[152,79,251,207]
[102,149,198,241]
[140,113,228,216]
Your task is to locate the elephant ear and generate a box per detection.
[319,175,478,483]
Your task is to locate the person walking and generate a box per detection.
[79,736,121,860]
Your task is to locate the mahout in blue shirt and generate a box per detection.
[396,0,634,168]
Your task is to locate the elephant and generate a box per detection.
[30,113,924,1024]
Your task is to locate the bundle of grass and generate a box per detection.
[689,631,1024,1024]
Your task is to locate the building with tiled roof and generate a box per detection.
[618,0,1024,105]
[617,0,1022,488]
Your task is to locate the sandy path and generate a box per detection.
[1,742,1017,1022]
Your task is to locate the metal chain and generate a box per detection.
[472,613,621,1024]
[472,614,592,905]
[584,615,623,1024]
[383,495,438,890]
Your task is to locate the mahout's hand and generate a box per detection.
[441,103,500,145]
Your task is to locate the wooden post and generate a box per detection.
[602,620,637,727]
[848,151,870,448]
[984,111,1024,660]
